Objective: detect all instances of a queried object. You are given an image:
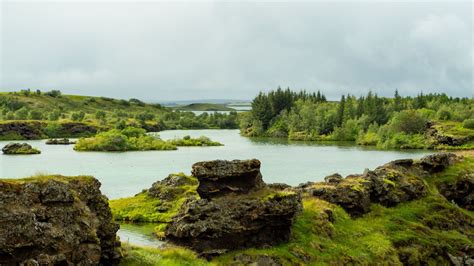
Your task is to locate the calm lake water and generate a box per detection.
[0,129,433,247]
[0,129,432,200]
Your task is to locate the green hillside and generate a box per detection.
[0,90,239,140]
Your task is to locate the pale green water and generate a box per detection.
[0,129,432,247]
[0,129,431,200]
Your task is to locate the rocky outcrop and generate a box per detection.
[0,121,45,139]
[303,153,458,217]
[192,159,265,199]
[0,176,121,265]
[45,138,76,145]
[165,159,301,257]
[2,142,40,154]
[437,172,473,211]
[426,122,473,146]
[59,122,99,137]
[0,121,100,140]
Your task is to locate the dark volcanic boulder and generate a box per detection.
[166,191,301,257]
[166,159,301,257]
[437,173,474,211]
[311,177,371,217]
[2,142,40,154]
[417,152,458,173]
[192,159,265,199]
[0,176,121,265]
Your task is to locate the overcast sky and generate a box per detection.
[0,1,472,101]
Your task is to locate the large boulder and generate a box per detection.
[166,159,301,257]
[0,176,121,265]
[166,191,301,257]
[311,177,371,217]
[2,142,40,154]
[192,159,265,199]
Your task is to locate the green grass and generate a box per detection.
[434,120,474,139]
[120,243,208,266]
[110,173,199,237]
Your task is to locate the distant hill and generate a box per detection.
[160,99,251,107]
[174,103,236,111]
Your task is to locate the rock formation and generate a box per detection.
[192,159,265,199]
[165,159,301,257]
[0,175,122,265]
[2,142,41,154]
[301,153,458,217]
[0,121,100,140]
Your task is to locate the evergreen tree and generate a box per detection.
[251,92,273,130]
[336,95,346,126]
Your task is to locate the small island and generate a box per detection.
[2,143,41,154]
[74,127,223,152]
[74,127,176,152]
[46,138,76,145]
[169,135,223,146]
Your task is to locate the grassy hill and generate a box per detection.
[0,90,239,140]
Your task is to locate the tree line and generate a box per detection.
[241,88,473,149]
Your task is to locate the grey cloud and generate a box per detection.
[1,1,472,101]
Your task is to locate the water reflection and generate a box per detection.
[117,222,164,247]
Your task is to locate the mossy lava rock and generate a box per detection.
[192,159,265,199]
[2,142,40,154]
[0,176,122,265]
[166,159,302,257]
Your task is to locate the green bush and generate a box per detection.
[389,110,426,134]
[462,119,474,129]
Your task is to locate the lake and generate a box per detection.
[0,129,431,200]
[0,129,433,247]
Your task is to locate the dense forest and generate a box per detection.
[241,88,474,149]
[0,90,238,133]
